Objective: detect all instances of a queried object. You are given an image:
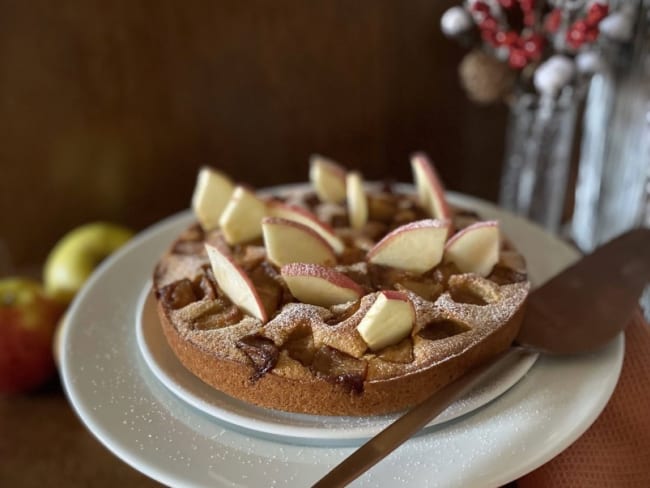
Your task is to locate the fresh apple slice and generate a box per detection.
[309,154,347,203]
[280,263,364,307]
[218,186,267,245]
[267,201,345,254]
[410,152,453,221]
[356,290,415,351]
[191,166,235,231]
[444,221,500,277]
[262,217,336,267]
[205,243,268,322]
[346,171,368,229]
[367,219,450,273]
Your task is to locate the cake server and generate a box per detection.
[313,228,650,488]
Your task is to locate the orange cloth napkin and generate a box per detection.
[517,311,650,488]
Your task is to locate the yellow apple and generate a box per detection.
[44,222,134,304]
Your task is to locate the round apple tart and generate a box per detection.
[152,153,529,416]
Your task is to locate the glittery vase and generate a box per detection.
[571,2,650,318]
[498,88,579,234]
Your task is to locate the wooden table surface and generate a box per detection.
[0,379,161,487]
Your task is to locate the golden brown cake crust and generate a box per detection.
[157,296,526,416]
[152,188,530,416]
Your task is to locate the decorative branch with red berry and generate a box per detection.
[441,0,634,103]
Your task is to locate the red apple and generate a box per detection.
[0,278,64,394]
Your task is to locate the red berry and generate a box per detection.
[522,34,544,60]
[480,16,498,32]
[499,0,515,8]
[519,0,535,13]
[585,26,599,43]
[524,11,537,27]
[567,27,586,49]
[481,29,499,46]
[508,49,528,69]
[573,20,589,32]
[544,9,562,33]
[496,30,520,46]
[472,1,491,13]
[586,3,609,25]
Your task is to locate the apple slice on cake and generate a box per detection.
[444,221,500,277]
[219,186,267,245]
[262,217,336,267]
[367,219,450,273]
[356,291,415,351]
[346,171,368,230]
[280,263,364,307]
[267,201,345,254]
[411,152,453,221]
[205,242,268,322]
[191,166,235,231]
[309,154,347,203]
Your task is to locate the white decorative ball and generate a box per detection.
[534,55,575,96]
[440,7,473,37]
[575,51,603,74]
[600,12,634,42]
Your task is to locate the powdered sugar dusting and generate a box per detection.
[60,187,623,487]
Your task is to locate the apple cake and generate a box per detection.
[152,153,529,416]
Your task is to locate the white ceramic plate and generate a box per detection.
[60,191,624,488]
[136,284,538,445]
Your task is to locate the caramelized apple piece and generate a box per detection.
[433,262,462,288]
[368,264,420,290]
[335,263,373,291]
[282,324,316,367]
[418,319,470,341]
[368,194,398,223]
[391,208,418,228]
[396,279,443,301]
[449,287,488,305]
[195,273,218,300]
[338,246,368,265]
[311,345,367,393]
[236,334,279,380]
[248,265,283,319]
[157,279,197,310]
[190,299,243,330]
[237,245,267,271]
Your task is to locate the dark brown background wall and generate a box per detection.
[0,0,507,271]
